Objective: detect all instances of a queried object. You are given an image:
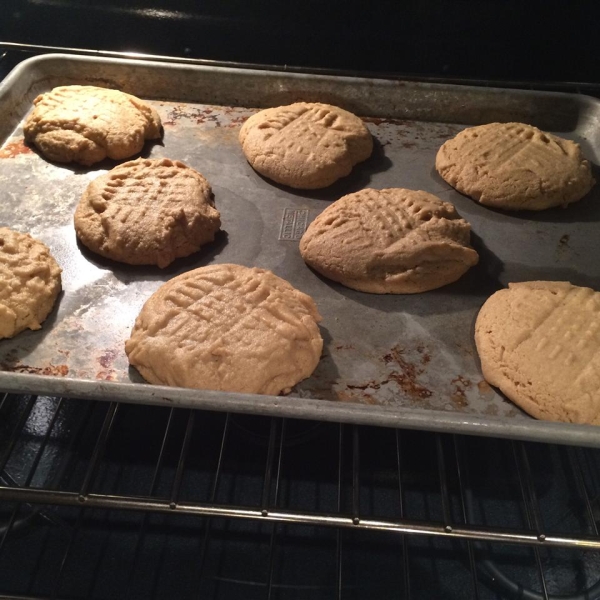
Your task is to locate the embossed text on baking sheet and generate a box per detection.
[279,208,309,240]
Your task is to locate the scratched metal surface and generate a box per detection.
[0,54,599,445]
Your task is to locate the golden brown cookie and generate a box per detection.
[436,122,594,210]
[299,188,479,293]
[0,228,62,339]
[239,102,373,189]
[125,264,323,394]
[74,158,221,268]
[475,281,600,424]
[24,85,162,165]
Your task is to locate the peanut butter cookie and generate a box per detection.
[300,188,478,293]
[0,228,62,339]
[239,102,373,189]
[475,281,600,424]
[74,158,221,268]
[24,85,162,165]
[125,264,323,395]
[436,122,594,210]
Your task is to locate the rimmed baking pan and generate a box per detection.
[0,54,598,446]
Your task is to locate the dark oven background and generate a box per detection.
[1,0,598,84]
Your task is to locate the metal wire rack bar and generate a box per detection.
[0,396,37,473]
[2,470,600,550]
[50,404,122,599]
[351,426,360,526]
[48,401,96,493]
[512,442,550,598]
[0,398,65,558]
[51,506,86,600]
[169,410,195,508]
[195,413,231,596]
[124,406,176,596]
[395,430,411,600]
[436,434,453,533]
[452,436,480,600]
[77,402,119,499]
[265,419,285,600]
[336,423,344,600]
[261,418,279,516]
[567,446,599,537]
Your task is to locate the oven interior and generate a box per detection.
[1,3,599,597]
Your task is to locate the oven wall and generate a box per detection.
[1,0,597,83]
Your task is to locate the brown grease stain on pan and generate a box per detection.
[161,103,251,128]
[98,349,117,369]
[96,370,117,381]
[478,380,493,394]
[312,343,487,411]
[0,139,33,158]
[559,234,570,247]
[363,117,460,138]
[382,345,433,400]
[333,344,434,406]
[1,361,69,376]
[227,115,249,127]
[556,233,573,260]
[415,344,431,364]
[450,375,472,408]
[334,389,378,405]
[483,403,500,416]
[161,104,205,126]
[96,349,118,380]
[348,381,382,391]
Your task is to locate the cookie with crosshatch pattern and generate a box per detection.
[239,102,373,189]
[435,122,594,210]
[24,85,162,165]
[74,158,221,268]
[475,281,600,424]
[299,188,479,293]
[125,263,323,395]
[0,227,62,339]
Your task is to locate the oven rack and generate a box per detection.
[1,43,600,599]
[1,394,600,599]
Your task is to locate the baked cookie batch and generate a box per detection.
[2,84,599,425]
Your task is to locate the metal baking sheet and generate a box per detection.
[0,53,599,446]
